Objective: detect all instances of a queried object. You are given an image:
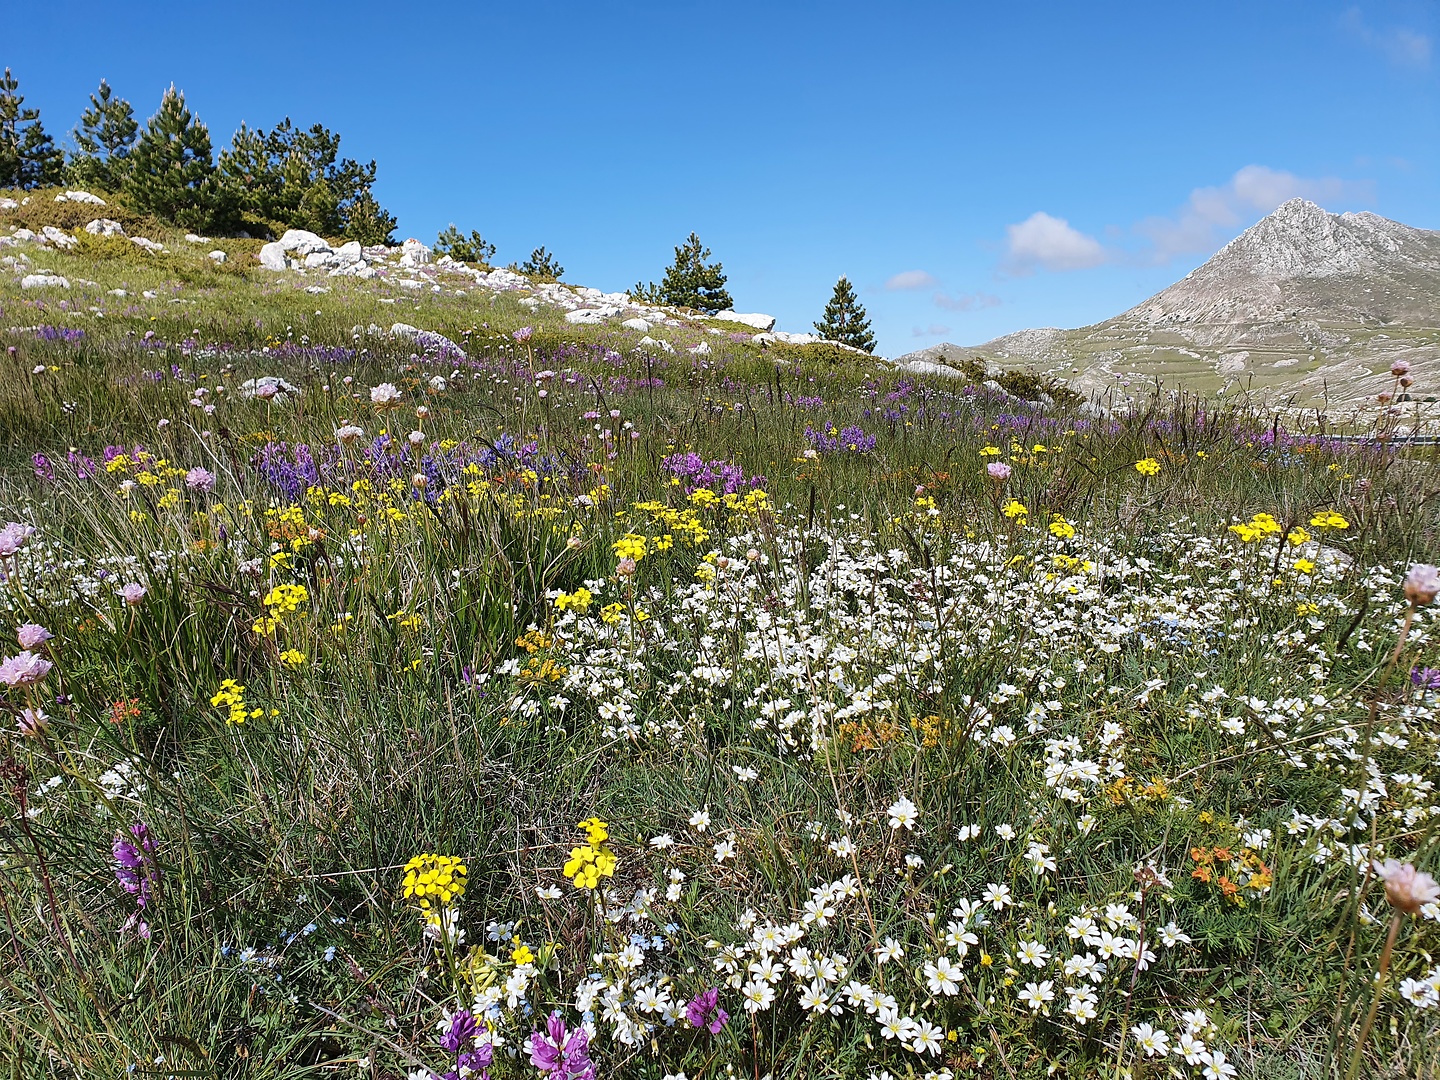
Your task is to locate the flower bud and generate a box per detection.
[1391,360,1411,377]
[1404,563,1440,606]
[1376,859,1440,915]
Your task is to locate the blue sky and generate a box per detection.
[5,1,1437,354]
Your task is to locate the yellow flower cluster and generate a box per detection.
[211,679,262,726]
[1002,499,1029,523]
[1308,510,1349,530]
[554,586,593,612]
[254,582,310,636]
[613,534,648,561]
[402,853,467,911]
[1134,458,1162,476]
[1048,516,1076,540]
[1228,512,1284,543]
[563,818,617,890]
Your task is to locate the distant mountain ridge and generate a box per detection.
[896,199,1440,410]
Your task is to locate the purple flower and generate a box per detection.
[512,326,533,343]
[118,583,146,606]
[0,521,35,558]
[441,1009,478,1053]
[528,1012,594,1080]
[31,453,54,482]
[805,424,877,455]
[184,467,216,492]
[1412,666,1440,690]
[16,623,51,650]
[986,462,1012,481]
[0,651,52,687]
[685,987,729,1033]
[114,821,158,938]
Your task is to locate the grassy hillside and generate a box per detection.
[1,197,1439,1079]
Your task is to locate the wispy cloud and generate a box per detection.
[933,290,1001,312]
[1002,212,1108,273]
[1342,7,1431,68]
[911,324,952,338]
[885,269,938,291]
[1134,165,1373,261]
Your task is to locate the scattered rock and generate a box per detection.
[41,226,77,249]
[107,288,127,297]
[84,218,125,237]
[390,323,467,360]
[622,318,652,332]
[0,198,17,211]
[208,250,226,263]
[714,310,777,331]
[239,376,303,403]
[258,229,335,271]
[12,228,35,242]
[131,237,165,253]
[184,233,207,243]
[54,190,105,205]
[399,238,432,267]
[896,359,965,379]
[21,273,69,289]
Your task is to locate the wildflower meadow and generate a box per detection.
[0,210,1438,1079]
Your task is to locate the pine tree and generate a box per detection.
[217,118,392,238]
[435,224,496,265]
[343,191,396,246]
[125,86,221,230]
[632,232,732,313]
[0,68,63,190]
[69,79,138,191]
[813,275,876,353]
[518,245,563,282]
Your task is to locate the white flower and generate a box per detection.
[908,1019,944,1056]
[956,824,980,842]
[798,980,831,1014]
[1132,1022,1170,1056]
[1201,1050,1238,1079]
[996,823,1016,840]
[714,838,737,862]
[1064,987,1098,1024]
[923,957,962,996]
[1015,939,1049,968]
[829,835,856,857]
[688,808,711,833]
[369,382,402,406]
[1158,921,1191,948]
[981,882,1013,910]
[649,833,674,848]
[876,1008,916,1041]
[1017,980,1054,1012]
[874,937,905,964]
[1400,977,1440,1008]
[741,979,775,1013]
[887,796,919,831]
[1175,1031,1208,1065]
[535,885,561,899]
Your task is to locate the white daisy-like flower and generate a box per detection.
[1017,980,1054,1012]
[887,796,919,831]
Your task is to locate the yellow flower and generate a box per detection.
[1286,527,1310,546]
[1001,499,1028,522]
[511,944,535,966]
[1134,458,1161,476]
[1309,510,1349,530]
[279,648,306,666]
[1293,558,1315,575]
[555,586,593,613]
[612,533,648,561]
[402,853,467,910]
[979,445,1001,457]
[1048,517,1076,540]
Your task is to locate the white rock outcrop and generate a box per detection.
[41,226,77,249]
[21,273,69,289]
[54,190,105,205]
[714,310,777,331]
[85,218,125,237]
[399,238,433,267]
[208,250,227,263]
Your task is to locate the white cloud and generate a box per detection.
[933,290,1001,312]
[1342,7,1432,67]
[1003,212,1108,273]
[1135,165,1372,261]
[911,323,952,338]
[885,269,938,291]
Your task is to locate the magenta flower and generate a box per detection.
[684,987,729,1033]
[513,326,533,343]
[0,651,53,687]
[114,821,158,939]
[987,462,1012,481]
[184,467,216,492]
[16,623,51,650]
[118,583,147,606]
[16,707,48,736]
[528,1012,594,1080]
